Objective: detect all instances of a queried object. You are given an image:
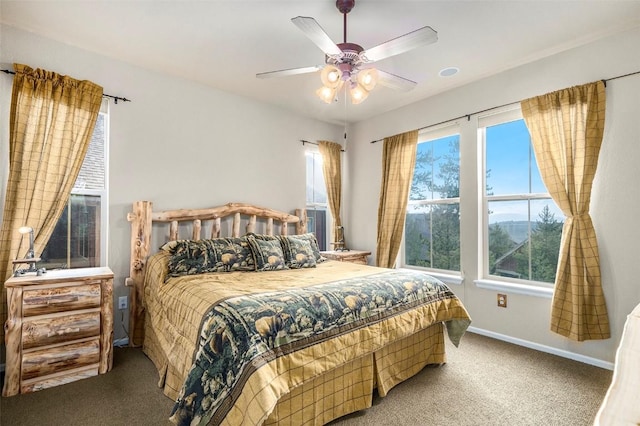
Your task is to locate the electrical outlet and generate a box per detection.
[497,293,507,308]
[118,296,128,310]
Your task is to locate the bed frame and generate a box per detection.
[125,200,307,347]
[125,200,451,425]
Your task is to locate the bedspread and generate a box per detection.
[161,265,470,425]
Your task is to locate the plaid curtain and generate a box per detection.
[318,141,342,244]
[521,81,610,341]
[0,63,103,346]
[376,130,418,268]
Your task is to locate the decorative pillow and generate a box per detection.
[278,236,317,269]
[161,237,255,277]
[285,233,325,262]
[246,234,288,271]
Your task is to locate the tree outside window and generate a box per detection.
[484,117,563,284]
[404,130,460,272]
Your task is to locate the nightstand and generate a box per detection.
[2,267,114,396]
[320,250,371,265]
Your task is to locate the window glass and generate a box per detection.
[483,116,562,284]
[41,109,108,269]
[305,150,328,250]
[404,128,460,272]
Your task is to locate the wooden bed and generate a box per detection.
[126,200,471,426]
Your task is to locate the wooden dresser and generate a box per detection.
[2,267,114,396]
[321,250,371,265]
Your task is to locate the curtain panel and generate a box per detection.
[0,63,103,346]
[376,130,419,268]
[318,141,342,245]
[521,80,610,341]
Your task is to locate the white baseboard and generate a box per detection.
[468,326,615,371]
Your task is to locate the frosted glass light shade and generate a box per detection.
[349,84,369,104]
[357,68,378,91]
[316,86,337,103]
[320,65,342,89]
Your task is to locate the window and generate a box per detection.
[403,126,460,272]
[305,149,327,250]
[481,111,563,284]
[41,103,109,269]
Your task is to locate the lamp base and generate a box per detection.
[12,258,46,277]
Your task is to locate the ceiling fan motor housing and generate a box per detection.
[328,42,364,81]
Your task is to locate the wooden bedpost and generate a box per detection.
[295,209,308,235]
[125,201,153,347]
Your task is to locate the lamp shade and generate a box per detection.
[320,65,342,89]
[316,86,337,104]
[18,226,33,234]
[357,68,378,91]
[349,83,369,104]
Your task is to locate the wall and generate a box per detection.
[346,27,640,366]
[0,25,343,344]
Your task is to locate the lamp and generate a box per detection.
[14,226,45,276]
[357,68,378,91]
[316,65,379,105]
[349,83,369,105]
[18,226,35,259]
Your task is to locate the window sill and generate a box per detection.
[399,267,464,286]
[474,279,553,299]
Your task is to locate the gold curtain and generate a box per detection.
[376,130,419,268]
[521,81,609,341]
[0,63,103,345]
[318,141,342,245]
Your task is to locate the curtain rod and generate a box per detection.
[1,69,131,104]
[300,139,345,152]
[370,69,640,144]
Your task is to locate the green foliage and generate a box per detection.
[405,136,562,283]
[488,223,516,274]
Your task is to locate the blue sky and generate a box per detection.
[414,119,564,224]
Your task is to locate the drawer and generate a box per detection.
[22,283,101,316]
[22,311,101,349]
[21,339,100,380]
[21,365,99,393]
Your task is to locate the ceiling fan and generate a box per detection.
[256,0,438,104]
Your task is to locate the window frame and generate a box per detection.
[305,148,330,251]
[41,101,109,268]
[401,123,462,282]
[478,107,559,290]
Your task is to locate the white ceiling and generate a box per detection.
[2,1,639,125]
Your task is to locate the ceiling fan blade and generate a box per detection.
[363,26,438,63]
[376,70,417,91]
[256,65,322,79]
[291,16,343,57]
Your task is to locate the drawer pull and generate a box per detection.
[46,296,79,305]
[47,327,80,338]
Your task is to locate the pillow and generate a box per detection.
[161,237,255,277]
[278,236,317,269]
[246,234,289,271]
[285,233,325,263]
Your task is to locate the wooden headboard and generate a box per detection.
[125,200,308,347]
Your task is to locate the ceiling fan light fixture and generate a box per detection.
[349,83,369,104]
[357,68,378,91]
[316,85,337,103]
[320,65,342,88]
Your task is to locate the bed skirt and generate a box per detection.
[143,315,446,425]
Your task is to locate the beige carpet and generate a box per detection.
[0,332,612,426]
